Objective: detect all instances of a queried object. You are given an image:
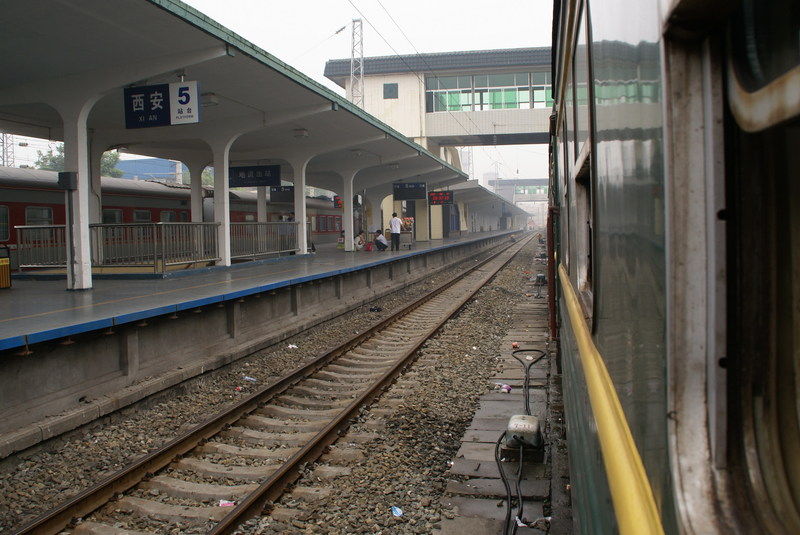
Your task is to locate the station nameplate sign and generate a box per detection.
[124,81,200,129]
[229,165,281,187]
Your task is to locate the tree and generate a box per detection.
[35,144,124,177]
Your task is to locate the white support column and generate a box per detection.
[61,104,94,290]
[285,155,311,254]
[341,170,357,252]
[88,144,105,224]
[211,141,234,266]
[186,161,207,222]
[430,205,444,240]
[257,187,267,222]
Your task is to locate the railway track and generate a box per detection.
[13,236,531,535]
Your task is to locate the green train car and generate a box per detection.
[549,0,800,533]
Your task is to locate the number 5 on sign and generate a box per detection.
[170,81,200,125]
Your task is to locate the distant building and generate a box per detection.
[116,158,186,183]
[489,178,548,228]
[324,48,552,170]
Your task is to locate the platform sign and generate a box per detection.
[229,165,280,187]
[393,182,427,200]
[124,81,200,129]
[428,191,453,205]
[270,185,294,202]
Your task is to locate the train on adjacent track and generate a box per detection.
[549,0,799,533]
[0,166,349,265]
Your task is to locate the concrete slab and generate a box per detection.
[446,478,549,500]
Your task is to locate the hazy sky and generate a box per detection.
[182,0,553,181]
[14,1,553,180]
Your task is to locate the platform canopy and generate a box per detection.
[0,0,466,188]
[0,0,469,288]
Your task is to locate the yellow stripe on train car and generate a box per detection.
[558,263,664,535]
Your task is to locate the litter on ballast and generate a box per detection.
[287,344,298,349]
[391,506,403,517]
[219,500,236,507]
[243,375,257,382]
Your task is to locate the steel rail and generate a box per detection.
[12,236,529,535]
[210,235,530,535]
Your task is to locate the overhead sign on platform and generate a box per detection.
[428,191,453,205]
[124,81,200,129]
[229,165,281,187]
[393,182,427,201]
[270,185,294,202]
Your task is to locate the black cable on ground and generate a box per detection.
[496,347,548,534]
[511,348,547,416]
[496,431,515,535]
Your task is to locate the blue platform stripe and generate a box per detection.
[0,335,26,351]
[176,295,224,311]
[113,305,179,326]
[26,318,114,345]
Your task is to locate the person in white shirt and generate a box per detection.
[374,230,389,251]
[389,212,402,251]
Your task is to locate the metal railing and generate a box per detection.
[15,221,308,274]
[15,225,68,268]
[16,223,221,275]
[230,221,302,259]
[90,223,220,274]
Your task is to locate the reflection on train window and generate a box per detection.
[179,211,189,222]
[160,211,176,222]
[102,209,123,224]
[574,4,591,160]
[0,206,8,241]
[25,206,52,226]
[133,210,151,223]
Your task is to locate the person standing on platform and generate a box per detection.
[389,212,402,251]
[374,230,389,251]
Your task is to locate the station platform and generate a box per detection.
[0,231,514,352]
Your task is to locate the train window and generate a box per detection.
[179,211,189,222]
[25,206,53,225]
[102,209,123,224]
[574,157,593,304]
[319,216,327,232]
[728,0,800,131]
[0,206,8,241]
[334,216,341,232]
[160,211,176,222]
[565,67,575,172]
[133,210,151,223]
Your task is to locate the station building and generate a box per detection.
[324,47,551,234]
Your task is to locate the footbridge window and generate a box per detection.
[425,72,553,113]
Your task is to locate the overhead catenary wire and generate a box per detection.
[346,0,528,179]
